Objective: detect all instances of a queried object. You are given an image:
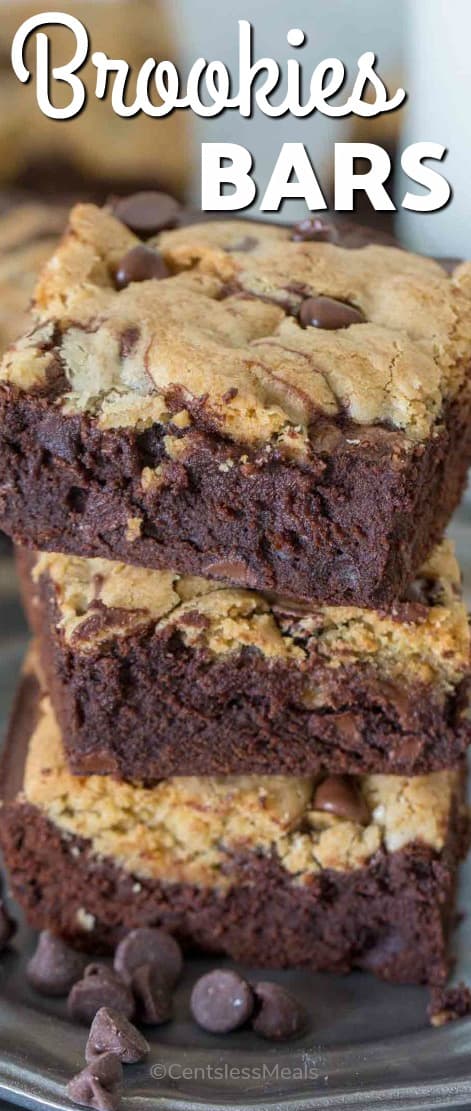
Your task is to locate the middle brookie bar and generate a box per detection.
[17,539,471,778]
[0,653,467,986]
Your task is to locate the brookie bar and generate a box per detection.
[1,204,471,604]
[0,654,468,985]
[16,540,471,778]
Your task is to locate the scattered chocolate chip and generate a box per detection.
[110,191,181,237]
[68,963,134,1025]
[313,775,370,825]
[291,217,337,243]
[27,930,87,996]
[252,982,307,1041]
[190,969,254,1034]
[131,964,173,1026]
[298,295,365,329]
[114,927,183,987]
[114,245,169,290]
[0,901,16,951]
[67,1052,122,1111]
[86,1007,149,1064]
[375,679,412,725]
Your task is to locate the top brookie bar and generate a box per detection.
[1,198,471,605]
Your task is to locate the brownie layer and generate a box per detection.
[0,663,468,985]
[2,391,471,607]
[1,207,471,605]
[18,543,471,777]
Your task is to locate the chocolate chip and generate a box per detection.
[313,775,370,824]
[190,969,254,1034]
[114,245,169,290]
[252,982,307,1041]
[27,931,87,996]
[67,1052,122,1111]
[114,927,183,987]
[86,1007,149,1064]
[393,736,423,766]
[0,901,16,951]
[291,217,337,243]
[68,963,134,1025]
[298,295,365,329]
[110,191,181,237]
[131,964,173,1026]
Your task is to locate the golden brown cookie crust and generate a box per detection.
[3,206,471,447]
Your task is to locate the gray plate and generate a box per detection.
[1,508,471,1111]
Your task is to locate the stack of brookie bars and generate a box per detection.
[0,193,471,992]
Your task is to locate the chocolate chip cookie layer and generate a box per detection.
[1,205,471,604]
[0,654,468,985]
[17,540,471,777]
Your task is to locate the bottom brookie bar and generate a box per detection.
[0,653,468,986]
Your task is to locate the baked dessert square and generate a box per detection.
[0,653,468,985]
[1,205,471,604]
[17,540,471,778]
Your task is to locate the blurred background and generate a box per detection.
[0,0,469,244]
